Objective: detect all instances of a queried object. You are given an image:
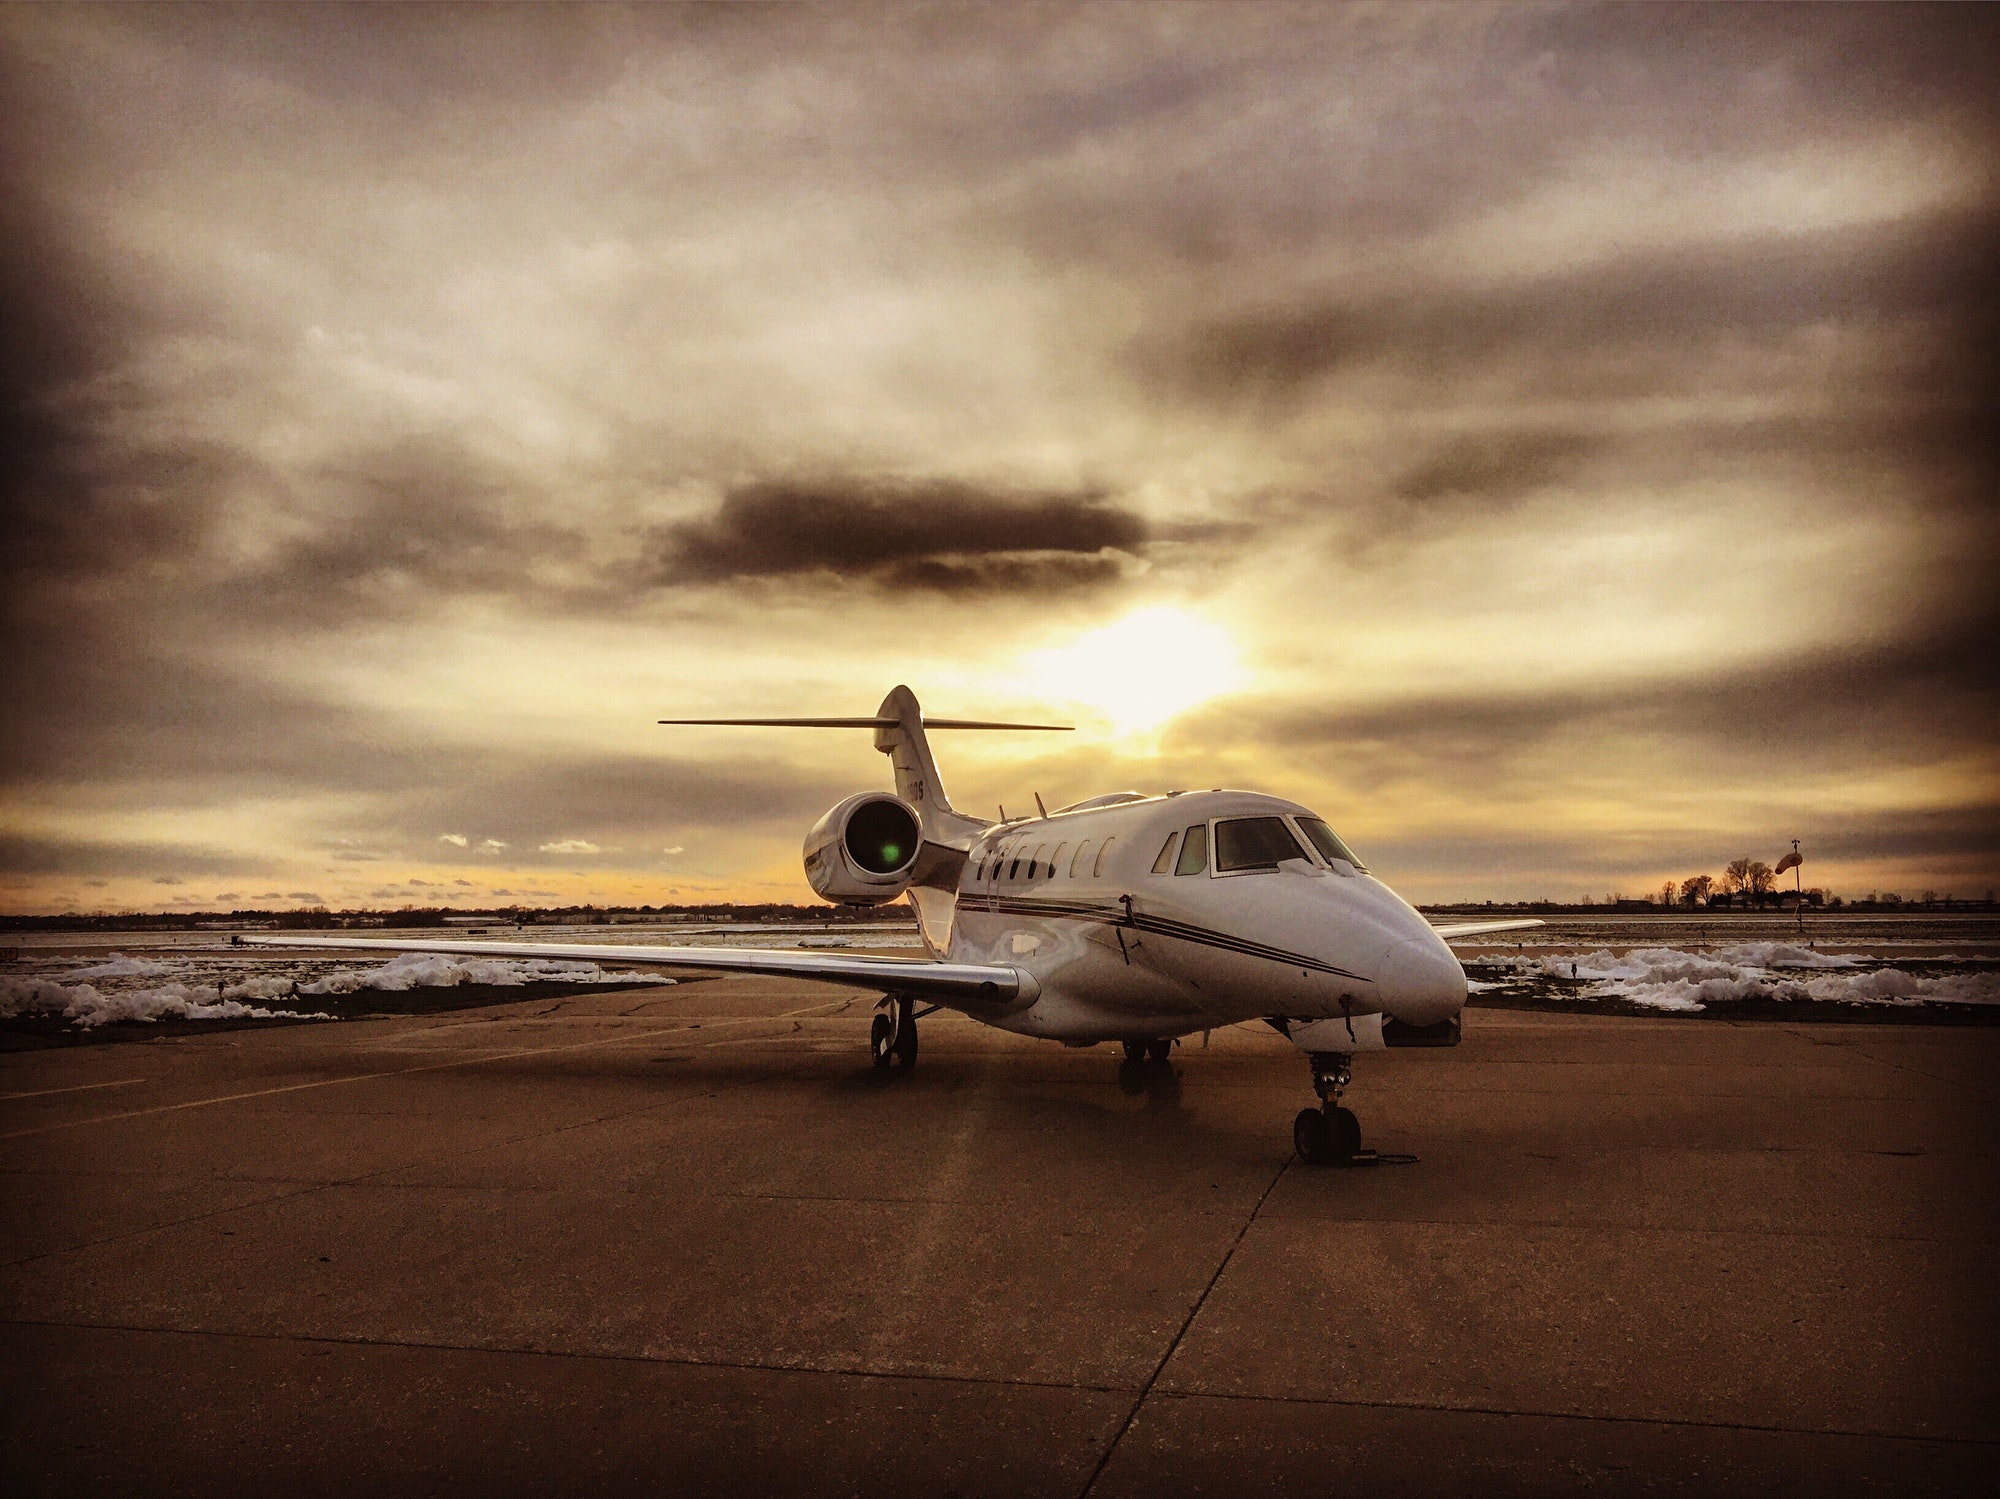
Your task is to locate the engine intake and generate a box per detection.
[803,793,923,906]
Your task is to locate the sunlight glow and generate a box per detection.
[1019,606,1250,738]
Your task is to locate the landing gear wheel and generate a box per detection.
[1295,1106,1361,1165]
[1122,1040,1147,1064]
[893,1006,918,1067]
[1294,1107,1334,1164]
[1144,1039,1172,1064]
[870,1014,895,1070]
[1328,1105,1361,1162]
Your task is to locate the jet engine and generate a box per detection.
[803,792,923,906]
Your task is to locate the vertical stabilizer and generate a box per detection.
[875,687,947,837]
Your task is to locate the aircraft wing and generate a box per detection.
[1429,918,1546,940]
[238,935,1036,1008]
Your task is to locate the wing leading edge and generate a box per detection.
[239,935,1038,1009]
[1429,918,1545,940]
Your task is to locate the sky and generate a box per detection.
[2,2,1995,914]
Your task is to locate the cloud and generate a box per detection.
[663,846,685,855]
[648,479,1149,593]
[438,833,468,846]
[0,4,1994,909]
[286,892,324,903]
[538,839,601,855]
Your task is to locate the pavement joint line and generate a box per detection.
[1141,1386,2000,1448]
[0,1000,851,1142]
[1078,1152,1292,1498]
[0,1316,1136,1397]
[0,1077,148,1101]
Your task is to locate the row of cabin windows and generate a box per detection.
[975,836,1117,883]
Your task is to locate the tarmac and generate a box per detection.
[2,975,1994,1495]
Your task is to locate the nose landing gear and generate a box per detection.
[1293,1051,1362,1165]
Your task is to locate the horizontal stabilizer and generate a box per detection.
[658,717,1071,730]
[1429,918,1545,940]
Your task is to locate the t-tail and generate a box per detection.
[658,687,1070,950]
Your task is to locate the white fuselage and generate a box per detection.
[929,790,1466,1043]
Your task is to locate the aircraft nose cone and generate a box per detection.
[1376,936,1467,1027]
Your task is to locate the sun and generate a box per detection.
[1018,606,1250,739]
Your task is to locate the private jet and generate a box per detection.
[250,687,1538,1163]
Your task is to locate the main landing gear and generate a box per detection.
[870,996,918,1070]
[1293,1051,1362,1165]
[1121,1039,1174,1066]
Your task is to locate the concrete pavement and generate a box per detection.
[3,980,1993,1494]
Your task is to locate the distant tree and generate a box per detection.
[1920,889,1938,907]
[1679,874,1714,906]
[1659,881,1676,907]
[1746,861,1774,902]
[1722,859,1750,897]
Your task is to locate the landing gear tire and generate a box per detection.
[1122,1039,1147,1064]
[1144,1039,1172,1065]
[1328,1105,1361,1161]
[872,998,918,1071]
[1294,1108,1333,1164]
[1294,1105,1361,1165]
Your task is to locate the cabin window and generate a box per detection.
[1029,843,1047,879]
[1295,816,1367,871]
[1008,848,1023,879]
[1049,843,1067,878]
[1071,841,1092,877]
[1093,837,1116,876]
[1151,834,1179,874]
[1174,823,1207,875]
[1214,816,1308,873]
[975,855,987,881]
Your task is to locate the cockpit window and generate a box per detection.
[1151,833,1179,874]
[1071,841,1092,877]
[1093,837,1115,876]
[1174,823,1207,876]
[1049,843,1066,878]
[1296,816,1367,870]
[1214,817,1307,872]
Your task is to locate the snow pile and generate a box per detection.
[0,974,331,1030]
[68,954,179,980]
[299,952,662,994]
[1709,942,1858,970]
[1500,945,1999,1012]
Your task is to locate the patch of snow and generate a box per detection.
[67,953,178,980]
[1487,945,2000,1012]
[299,953,664,994]
[0,976,332,1030]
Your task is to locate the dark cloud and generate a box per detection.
[1393,432,1600,507]
[0,835,265,880]
[649,479,1149,593]
[1234,617,1999,797]
[1143,209,2000,410]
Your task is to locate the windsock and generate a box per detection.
[1775,846,1803,875]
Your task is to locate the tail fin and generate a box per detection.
[873,687,993,844]
[658,686,1067,846]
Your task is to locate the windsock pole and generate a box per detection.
[1776,839,1805,935]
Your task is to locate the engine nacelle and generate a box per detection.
[803,792,923,906]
